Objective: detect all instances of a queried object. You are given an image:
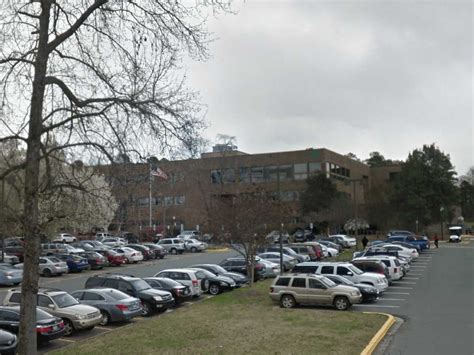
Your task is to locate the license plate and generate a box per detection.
[52,325,59,331]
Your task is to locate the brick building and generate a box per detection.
[99,147,390,235]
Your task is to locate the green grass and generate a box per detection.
[52,280,386,355]
[332,249,355,261]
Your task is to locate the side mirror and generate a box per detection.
[347,272,353,276]
[47,304,55,309]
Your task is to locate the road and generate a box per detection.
[355,239,474,355]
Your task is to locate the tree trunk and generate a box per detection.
[18,3,51,354]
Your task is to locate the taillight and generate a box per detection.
[255,263,263,270]
[36,325,53,334]
[192,280,198,286]
[116,304,128,311]
[394,268,398,273]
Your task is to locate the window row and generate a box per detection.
[210,162,322,184]
[326,162,351,178]
[136,195,185,207]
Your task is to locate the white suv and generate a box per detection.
[154,269,204,297]
[53,233,77,243]
[292,262,389,293]
[157,238,185,254]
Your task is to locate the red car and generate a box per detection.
[95,249,124,266]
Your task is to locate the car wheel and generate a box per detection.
[280,294,296,309]
[191,247,197,253]
[334,296,350,311]
[170,248,177,255]
[208,284,221,295]
[124,257,130,264]
[159,256,164,259]
[63,319,74,336]
[43,269,52,277]
[141,302,153,317]
[201,279,210,292]
[99,311,111,326]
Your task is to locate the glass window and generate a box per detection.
[239,167,251,183]
[291,278,307,288]
[279,165,293,181]
[118,281,134,293]
[103,279,118,288]
[264,166,278,182]
[9,293,21,304]
[294,163,308,180]
[210,170,222,184]
[275,277,291,286]
[0,311,19,322]
[336,267,351,276]
[320,266,334,274]
[83,292,105,301]
[308,279,325,289]
[164,196,173,206]
[223,169,236,184]
[251,166,264,183]
[309,162,321,174]
[174,196,185,205]
[38,295,53,307]
[137,197,149,206]
[155,197,162,206]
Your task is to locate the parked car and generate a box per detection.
[187,268,236,295]
[95,232,113,241]
[82,240,108,250]
[219,258,267,281]
[177,230,201,240]
[292,262,389,293]
[0,329,17,354]
[55,254,90,273]
[329,235,356,248]
[41,243,67,256]
[0,264,22,286]
[349,259,390,282]
[189,264,249,287]
[183,239,208,253]
[154,269,205,297]
[82,251,109,270]
[0,305,64,344]
[156,238,185,255]
[4,246,24,263]
[269,274,362,310]
[265,230,290,244]
[386,235,429,250]
[257,252,298,271]
[377,243,419,260]
[0,254,19,266]
[63,244,85,255]
[143,277,193,304]
[15,256,68,277]
[127,244,154,261]
[102,237,127,247]
[141,243,166,259]
[112,247,143,264]
[287,244,318,261]
[3,288,102,336]
[255,257,281,278]
[257,246,308,263]
[71,242,95,251]
[94,249,125,266]
[318,240,343,253]
[84,274,174,316]
[70,288,142,325]
[391,241,421,252]
[449,234,462,243]
[52,233,76,243]
[323,275,379,303]
[353,256,403,281]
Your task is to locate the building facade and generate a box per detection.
[99,147,380,235]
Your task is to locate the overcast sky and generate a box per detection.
[185,0,473,175]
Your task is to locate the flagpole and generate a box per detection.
[149,160,152,229]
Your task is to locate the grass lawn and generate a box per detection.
[52,280,386,355]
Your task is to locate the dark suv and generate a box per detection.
[84,274,174,316]
[219,258,266,281]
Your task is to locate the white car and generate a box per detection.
[102,237,127,247]
[329,234,356,248]
[184,239,208,252]
[113,247,143,263]
[257,252,297,271]
[63,244,85,254]
[53,233,77,243]
[449,234,461,243]
[321,245,339,258]
[353,256,403,281]
[1,254,19,265]
[378,243,419,260]
[154,269,204,297]
[254,257,280,278]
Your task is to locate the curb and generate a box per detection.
[207,248,229,253]
[361,312,396,355]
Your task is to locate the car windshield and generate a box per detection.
[196,269,216,278]
[337,276,354,286]
[52,293,80,308]
[210,265,227,274]
[130,280,151,291]
[320,277,337,288]
[48,257,61,263]
[348,265,363,275]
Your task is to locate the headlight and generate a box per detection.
[350,291,359,296]
[219,281,228,286]
[75,314,87,320]
[363,288,375,293]
[153,296,162,301]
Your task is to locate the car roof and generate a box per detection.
[158,268,196,273]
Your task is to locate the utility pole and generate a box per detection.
[148,160,153,229]
[277,165,283,274]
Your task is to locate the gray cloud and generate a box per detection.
[186,0,473,174]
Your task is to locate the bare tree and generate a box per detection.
[0,1,229,353]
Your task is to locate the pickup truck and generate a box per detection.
[387,236,430,250]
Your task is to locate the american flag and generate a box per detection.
[150,166,168,180]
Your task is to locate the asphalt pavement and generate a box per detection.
[359,239,474,355]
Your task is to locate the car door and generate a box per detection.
[118,280,134,296]
[336,266,355,282]
[319,265,335,276]
[289,277,308,304]
[37,294,55,313]
[307,278,332,304]
[0,310,20,333]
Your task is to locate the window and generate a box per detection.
[173,272,191,280]
[294,163,308,180]
[309,162,321,174]
[0,310,19,322]
[279,165,293,181]
[137,197,149,206]
[118,281,134,294]
[239,167,251,183]
[250,166,264,183]
[164,196,173,206]
[291,278,307,288]
[275,277,291,286]
[336,267,351,276]
[103,279,118,288]
[174,196,185,205]
[320,266,334,274]
[155,197,162,206]
[9,293,21,304]
[83,292,105,301]
[264,165,278,182]
[38,295,53,307]
[222,169,236,183]
[308,279,325,289]
[210,170,222,184]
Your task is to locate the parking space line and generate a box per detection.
[56,339,76,343]
[410,266,426,269]
[408,273,423,276]
[403,277,419,280]
[389,286,413,289]
[353,305,400,308]
[380,298,406,301]
[392,281,417,284]
[384,292,410,295]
